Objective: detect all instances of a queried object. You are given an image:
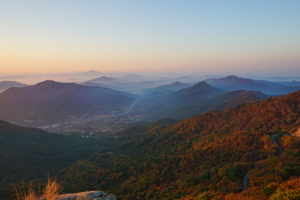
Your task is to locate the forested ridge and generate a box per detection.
[1,91,300,199]
[0,121,97,199]
[60,90,300,199]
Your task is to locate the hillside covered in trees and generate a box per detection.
[0,120,96,186]
[1,90,300,199]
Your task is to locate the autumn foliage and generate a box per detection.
[49,91,300,199]
[3,91,300,200]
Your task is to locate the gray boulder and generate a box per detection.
[40,190,116,200]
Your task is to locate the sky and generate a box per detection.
[1,0,300,77]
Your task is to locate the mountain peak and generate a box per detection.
[99,76,111,79]
[170,81,183,86]
[192,81,211,88]
[174,81,223,97]
[36,80,60,86]
[223,75,240,80]
[34,80,81,91]
[35,80,66,88]
[0,79,138,126]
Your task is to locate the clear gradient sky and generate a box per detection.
[1,1,300,76]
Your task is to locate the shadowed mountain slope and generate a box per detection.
[0,120,95,186]
[135,81,225,117]
[0,80,138,126]
[166,81,225,106]
[170,81,224,99]
[134,81,225,117]
[151,90,269,120]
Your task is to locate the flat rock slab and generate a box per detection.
[41,191,116,200]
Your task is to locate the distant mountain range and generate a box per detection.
[1,75,299,125]
[82,75,198,94]
[279,80,300,87]
[0,81,26,93]
[143,81,191,97]
[134,78,287,120]
[205,75,300,95]
[81,75,300,121]
[119,74,144,81]
[153,90,269,120]
[138,81,225,118]
[205,75,268,91]
[83,76,171,94]
[0,80,139,126]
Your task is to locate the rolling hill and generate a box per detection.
[0,80,139,126]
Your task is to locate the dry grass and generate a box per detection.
[11,182,40,200]
[12,177,62,200]
[42,178,63,200]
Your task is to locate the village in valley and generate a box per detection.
[39,102,145,138]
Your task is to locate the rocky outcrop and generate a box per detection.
[41,191,116,200]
